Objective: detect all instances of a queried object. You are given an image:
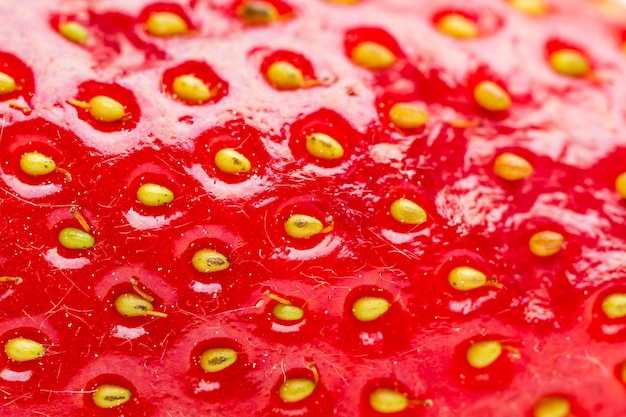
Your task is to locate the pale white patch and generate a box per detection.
[111,325,147,340]
[186,164,269,200]
[0,368,32,382]
[191,281,222,295]
[194,380,221,394]
[524,294,556,325]
[124,208,183,230]
[0,288,16,303]
[448,294,494,315]
[601,324,626,336]
[270,319,307,333]
[369,142,409,166]
[271,235,343,261]
[567,247,626,289]
[0,172,61,198]
[359,331,383,346]
[44,248,90,269]
[435,175,509,234]
[380,226,432,245]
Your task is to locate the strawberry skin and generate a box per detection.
[2,0,626,416]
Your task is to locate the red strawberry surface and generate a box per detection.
[2,0,626,416]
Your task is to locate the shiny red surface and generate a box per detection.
[1,0,626,416]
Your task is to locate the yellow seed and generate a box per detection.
[509,0,549,15]
[273,303,304,321]
[388,103,428,129]
[114,293,155,317]
[529,231,564,257]
[306,133,344,160]
[145,12,188,37]
[352,296,390,322]
[136,183,175,207]
[621,361,626,384]
[20,151,57,176]
[92,385,132,409]
[0,71,17,95]
[533,396,571,417]
[59,21,89,44]
[493,152,533,181]
[615,172,626,199]
[601,293,626,319]
[474,81,511,112]
[436,13,478,39]
[350,41,397,70]
[266,61,305,90]
[4,337,45,362]
[200,348,238,373]
[58,227,95,249]
[278,378,316,403]
[214,148,252,174]
[448,266,487,291]
[88,96,126,122]
[549,49,590,77]
[191,249,230,273]
[237,1,279,25]
[389,198,427,225]
[172,74,211,103]
[284,214,324,238]
[369,388,409,414]
[466,340,503,369]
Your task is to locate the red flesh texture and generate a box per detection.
[1,0,626,416]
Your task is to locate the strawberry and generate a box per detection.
[2,0,626,416]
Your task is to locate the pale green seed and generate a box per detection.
[474,81,511,112]
[466,340,502,369]
[92,385,132,409]
[136,183,174,207]
[389,198,427,225]
[369,388,409,414]
[273,304,304,321]
[351,41,397,70]
[388,103,429,129]
[448,266,487,291]
[533,396,571,417]
[214,148,252,174]
[529,231,564,257]
[237,1,279,25]
[284,214,324,239]
[549,49,590,77]
[114,293,154,317]
[58,227,95,249]
[278,378,316,403]
[436,13,478,39]
[601,293,626,319]
[145,12,188,37]
[199,348,238,373]
[4,337,45,362]
[59,21,89,44]
[172,74,211,103]
[20,151,57,176]
[305,133,344,160]
[89,96,126,122]
[266,61,305,90]
[191,249,230,273]
[352,297,390,322]
[0,71,17,95]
